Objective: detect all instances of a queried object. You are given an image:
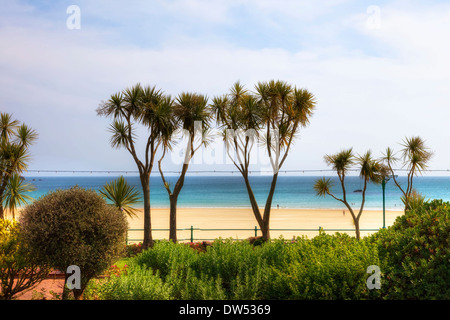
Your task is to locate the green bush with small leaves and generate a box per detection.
[85,264,172,300]
[266,233,381,300]
[0,219,50,300]
[19,186,128,300]
[86,235,381,300]
[374,199,450,299]
[84,199,449,300]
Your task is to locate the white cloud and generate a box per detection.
[1,0,449,174]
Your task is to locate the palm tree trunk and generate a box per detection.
[141,175,153,249]
[259,224,269,241]
[242,174,264,231]
[344,204,360,240]
[262,172,279,240]
[168,163,189,243]
[0,181,7,219]
[169,194,177,242]
[354,217,361,241]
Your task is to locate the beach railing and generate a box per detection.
[126,226,380,244]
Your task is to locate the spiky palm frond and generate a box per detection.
[380,146,398,164]
[401,189,426,211]
[230,81,248,105]
[3,174,35,219]
[357,150,387,184]
[255,81,315,147]
[96,93,125,119]
[153,95,178,151]
[324,148,354,176]
[291,88,316,127]
[174,92,211,132]
[141,85,164,105]
[0,114,37,207]
[314,177,334,197]
[238,95,262,131]
[108,120,133,149]
[271,80,292,105]
[210,95,229,126]
[139,85,165,124]
[400,136,433,174]
[213,80,315,174]
[0,113,20,143]
[172,92,215,161]
[198,127,216,149]
[122,83,145,117]
[0,142,30,175]
[99,176,141,218]
[16,124,38,148]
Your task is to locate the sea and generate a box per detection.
[21,174,450,211]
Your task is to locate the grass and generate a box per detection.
[113,258,130,269]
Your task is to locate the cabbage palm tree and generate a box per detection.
[381,136,433,211]
[97,84,172,249]
[158,92,212,242]
[2,174,35,220]
[99,176,140,218]
[314,149,387,240]
[0,113,38,220]
[212,80,316,240]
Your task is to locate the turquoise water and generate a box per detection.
[22,175,450,210]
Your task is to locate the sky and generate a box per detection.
[1,0,450,176]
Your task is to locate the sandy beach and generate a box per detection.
[126,207,404,242]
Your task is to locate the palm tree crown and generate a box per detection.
[0,113,37,220]
[99,176,140,218]
[3,174,35,220]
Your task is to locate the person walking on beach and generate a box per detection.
[343,210,345,216]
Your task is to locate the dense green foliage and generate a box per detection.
[0,112,38,220]
[99,176,140,218]
[0,219,50,300]
[84,199,449,300]
[268,234,381,300]
[85,233,382,300]
[19,186,128,299]
[374,199,450,299]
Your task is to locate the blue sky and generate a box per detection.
[1,0,450,175]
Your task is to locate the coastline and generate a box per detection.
[126,207,404,242]
[11,206,404,241]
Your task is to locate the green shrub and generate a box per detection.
[375,199,450,299]
[134,240,199,280]
[87,235,382,300]
[164,267,227,300]
[83,200,450,300]
[267,233,380,300]
[85,264,172,300]
[0,219,50,300]
[132,238,270,299]
[192,239,271,299]
[84,259,227,300]
[19,186,128,300]
[125,242,143,258]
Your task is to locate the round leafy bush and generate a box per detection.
[19,186,128,299]
[375,199,450,299]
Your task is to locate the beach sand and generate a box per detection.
[126,207,404,242]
